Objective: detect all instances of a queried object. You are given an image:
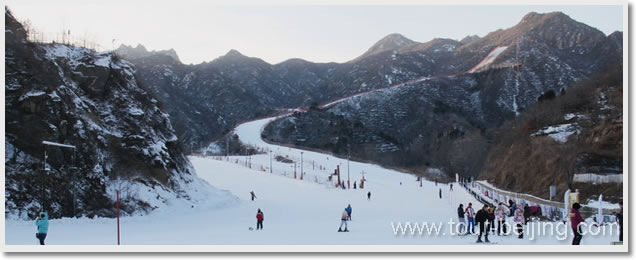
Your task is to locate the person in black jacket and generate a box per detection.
[523,204,531,224]
[616,201,623,242]
[475,205,490,243]
[457,204,466,234]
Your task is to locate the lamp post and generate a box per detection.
[300,152,304,180]
[347,155,350,189]
[41,141,76,216]
[347,144,350,189]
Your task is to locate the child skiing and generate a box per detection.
[250,191,257,201]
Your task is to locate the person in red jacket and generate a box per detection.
[570,203,584,245]
[256,209,264,230]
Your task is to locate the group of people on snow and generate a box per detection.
[456,197,624,245]
[338,204,353,232]
[457,200,531,243]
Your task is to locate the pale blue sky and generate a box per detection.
[6,1,624,65]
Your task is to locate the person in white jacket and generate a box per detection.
[495,202,510,235]
[338,209,349,232]
[465,203,476,234]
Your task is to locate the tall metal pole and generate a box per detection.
[300,152,304,180]
[116,190,120,245]
[347,156,350,189]
[269,149,272,173]
[226,138,229,157]
[42,147,47,211]
[72,148,76,217]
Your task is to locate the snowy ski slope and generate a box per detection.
[4,117,619,246]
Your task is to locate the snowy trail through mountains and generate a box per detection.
[5,117,618,246]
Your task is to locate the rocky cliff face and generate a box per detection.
[5,11,232,219]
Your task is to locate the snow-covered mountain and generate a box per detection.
[355,33,418,60]
[261,12,623,203]
[117,44,181,63]
[118,12,620,155]
[5,11,235,219]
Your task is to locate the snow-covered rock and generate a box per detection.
[531,123,581,143]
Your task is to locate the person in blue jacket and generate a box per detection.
[345,204,352,220]
[35,212,49,245]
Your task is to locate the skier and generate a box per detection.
[465,203,476,234]
[345,204,352,221]
[250,191,257,201]
[367,191,371,200]
[256,209,264,230]
[475,205,490,243]
[338,208,349,232]
[435,180,438,186]
[513,204,525,239]
[353,181,357,189]
[570,203,584,245]
[439,188,442,199]
[495,202,510,235]
[450,183,453,191]
[35,212,48,245]
[457,204,466,234]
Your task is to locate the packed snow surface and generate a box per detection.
[5,117,618,245]
[467,46,509,73]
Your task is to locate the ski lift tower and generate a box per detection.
[42,140,77,216]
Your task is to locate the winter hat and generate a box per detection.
[459,204,463,207]
[572,203,581,210]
